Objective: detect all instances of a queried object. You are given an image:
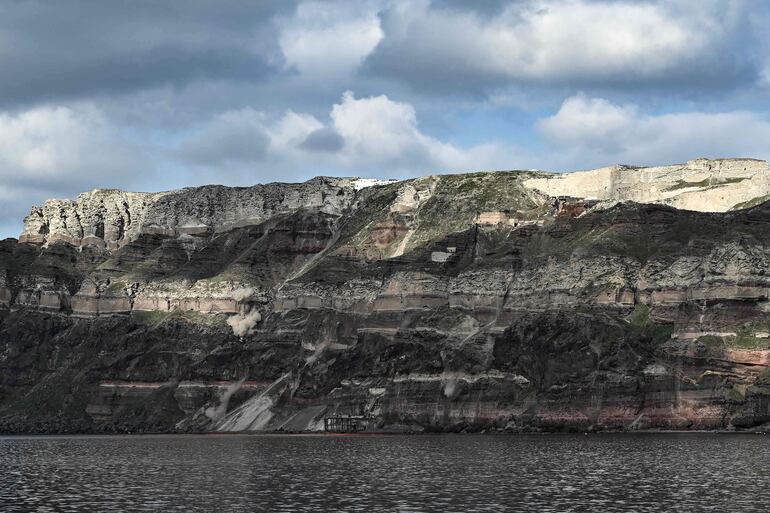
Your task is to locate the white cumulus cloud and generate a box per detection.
[329,90,469,169]
[0,103,150,238]
[279,1,383,78]
[537,93,770,168]
[0,105,143,189]
[366,0,747,90]
[177,90,513,179]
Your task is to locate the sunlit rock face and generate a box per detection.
[2,160,770,434]
[524,158,770,212]
[19,177,358,249]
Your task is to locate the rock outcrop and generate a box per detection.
[2,159,770,434]
[19,177,358,249]
[524,157,770,212]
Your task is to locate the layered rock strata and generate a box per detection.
[524,157,770,212]
[2,161,770,434]
[19,177,357,248]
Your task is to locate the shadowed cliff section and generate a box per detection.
[2,162,770,433]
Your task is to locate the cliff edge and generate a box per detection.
[2,159,770,434]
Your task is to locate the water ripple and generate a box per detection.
[0,433,768,512]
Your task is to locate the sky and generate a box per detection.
[1,0,770,238]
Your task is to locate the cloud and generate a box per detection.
[1,0,769,241]
[364,0,753,94]
[0,0,762,111]
[176,91,512,180]
[750,6,770,89]
[0,105,146,190]
[278,1,383,78]
[300,128,345,153]
[268,110,325,154]
[329,91,489,171]
[761,68,770,89]
[324,91,512,173]
[179,108,270,166]
[0,0,297,107]
[537,93,770,168]
[0,104,150,238]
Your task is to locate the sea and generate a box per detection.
[1,433,768,512]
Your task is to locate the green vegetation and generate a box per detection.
[407,171,543,251]
[624,304,673,341]
[665,178,712,191]
[664,176,748,192]
[330,180,403,251]
[326,171,550,261]
[623,231,657,264]
[105,281,126,293]
[721,386,746,403]
[626,304,650,328]
[696,335,725,348]
[541,204,727,265]
[648,323,674,341]
[199,269,252,285]
[132,309,227,327]
[729,327,769,349]
[696,327,770,349]
[729,194,770,211]
[132,310,169,324]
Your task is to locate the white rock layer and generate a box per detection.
[523,158,770,212]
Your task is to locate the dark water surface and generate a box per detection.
[1,433,768,512]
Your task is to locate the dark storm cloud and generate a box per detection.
[177,109,271,166]
[2,0,760,106]
[0,0,300,107]
[361,0,759,97]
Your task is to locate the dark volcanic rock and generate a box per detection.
[3,170,770,433]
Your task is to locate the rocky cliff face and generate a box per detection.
[525,157,770,212]
[2,160,770,434]
[19,177,358,248]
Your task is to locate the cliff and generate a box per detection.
[2,159,770,434]
[19,177,359,248]
[524,157,770,211]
